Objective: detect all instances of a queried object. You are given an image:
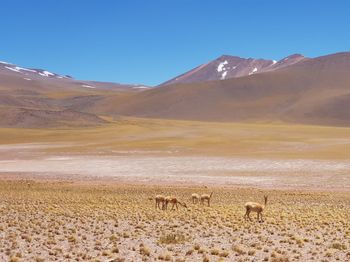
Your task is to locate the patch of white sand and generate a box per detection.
[0,155,349,188]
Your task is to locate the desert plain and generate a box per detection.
[0,118,349,261]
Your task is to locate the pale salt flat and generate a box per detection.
[0,143,71,151]
[0,155,349,189]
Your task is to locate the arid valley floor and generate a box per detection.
[0,119,349,261]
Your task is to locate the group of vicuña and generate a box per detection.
[155,192,213,210]
[155,192,268,222]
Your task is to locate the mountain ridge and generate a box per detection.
[106,52,350,126]
[0,60,150,91]
[160,53,307,86]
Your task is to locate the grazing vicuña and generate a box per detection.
[244,195,268,222]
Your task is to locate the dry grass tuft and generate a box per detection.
[159,232,188,245]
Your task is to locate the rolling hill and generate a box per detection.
[0,60,149,127]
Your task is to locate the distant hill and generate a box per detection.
[0,60,150,127]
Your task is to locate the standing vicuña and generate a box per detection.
[191,193,200,204]
[200,192,213,207]
[155,195,166,210]
[244,195,268,222]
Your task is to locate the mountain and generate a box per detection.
[160,54,307,86]
[0,60,150,91]
[0,60,149,127]
[105,52,350,126]
[2,52,350,127]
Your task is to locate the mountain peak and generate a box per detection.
[160,53,308,86]
[216,54,244,60]
[281,53,305,60]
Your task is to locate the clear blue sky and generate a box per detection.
[1,0,349,86]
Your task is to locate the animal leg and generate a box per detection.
[247,211,252,221]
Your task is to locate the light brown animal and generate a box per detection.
[155,195,166,210]
[164,196,188,211]
[244,195,268,222]
[191,193,200,204]
[200,192,213,206]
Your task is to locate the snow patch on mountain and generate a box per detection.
[133,85,149,89]
[82,85,95,89]
[39,71,55,77]
[5,66,20,73]
[249,67,258,75]
[17,67,36,73]
[217,60,231,80]
[217,60,228,72]
[5,66,37,73]
[221,71,228,80]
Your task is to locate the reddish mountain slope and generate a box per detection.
[106,52,350,126]
[160,54,307,86]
